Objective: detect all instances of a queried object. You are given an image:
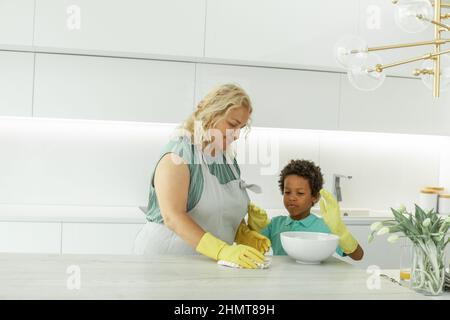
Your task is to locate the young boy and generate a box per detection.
[254,159,364,260]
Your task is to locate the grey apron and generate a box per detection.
[133,145,261,255]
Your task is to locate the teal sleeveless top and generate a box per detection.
[145,135,241,223]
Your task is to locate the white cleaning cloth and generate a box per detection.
[217,257,272,269]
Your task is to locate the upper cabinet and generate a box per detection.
[204,0,359,68]
[359,0,435,77]
[339,74,450,135]
[0,0,35,46]
[195,63,340,130]
[34,0,206,56]
[0,52,34,117]
[33,53,195,123]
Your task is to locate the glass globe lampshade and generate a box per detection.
[419,55,450,92]
[347,53,386,91]
[334,35,369,68]
[394,0,433,33]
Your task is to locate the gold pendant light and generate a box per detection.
[335,0,450,97]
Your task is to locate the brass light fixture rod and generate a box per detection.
[349,39,450,55]
[413,69,434,76]
[369,48,450,73]
[366,39,450,52]
[392,0,450,8]
[435,0,442,97]
[416,13,450,31]
[430,1,450,9]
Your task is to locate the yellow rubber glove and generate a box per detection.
[319,189,358,254]
[234,221,271,254]
[196,232,265,269]
[247,202,271,233]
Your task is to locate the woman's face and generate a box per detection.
[283,175,319,220]
[213,106,250,151]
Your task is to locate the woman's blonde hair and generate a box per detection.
[181,83,253,151]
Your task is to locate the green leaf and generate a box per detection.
[414,204,427,224]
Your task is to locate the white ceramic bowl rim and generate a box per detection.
[281,231,339,241]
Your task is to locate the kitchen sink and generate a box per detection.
[311,207,371,217]
[340,208,371,217]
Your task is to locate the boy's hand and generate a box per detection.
[235,221,271,254]
[319,189,358,254]
[247,203,271,233]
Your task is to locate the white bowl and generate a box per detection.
[280,231,339,264]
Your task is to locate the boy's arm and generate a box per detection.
[260,222,271,239]
[319,189,364,260]
[336,244,364,260]
[347,245,364,260]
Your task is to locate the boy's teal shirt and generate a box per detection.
[261,213,345,256]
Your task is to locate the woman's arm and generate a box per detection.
[154,153,205,248]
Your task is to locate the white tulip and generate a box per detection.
[387,234,399,243]
[377,227,390,235]
[444,216,450,224]
[370,222,383,232]
[422,218,431,227]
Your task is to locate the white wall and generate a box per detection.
[439,140,450,191]
[1,0,450,263]
[237,128,445,211]
[0,117,175,206]
[0,0,449,209]
[0,116,447,211]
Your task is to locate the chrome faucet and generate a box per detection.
[332,174,352,202]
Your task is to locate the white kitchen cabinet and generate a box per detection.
[0,51,34,117]
[340,225,402,269]
[195,63,340,130]
[339,75,442,135]
[34,0,206,57]
[33,53,195,122]
[359,0,435,77]
[344,225,450,271]
[0,0,34,46]
[61,223,144,254]
[0,222,61,254]
[205,0,359,68]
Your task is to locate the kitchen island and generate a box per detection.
[0,253,440,300]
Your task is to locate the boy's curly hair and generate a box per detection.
[278,159,324,196]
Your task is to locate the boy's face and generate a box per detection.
[283,175,319,220]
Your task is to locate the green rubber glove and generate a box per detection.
[247,202,271,233]
[235,221,271,254]
[196,232,265,269]
[319,189,358,254]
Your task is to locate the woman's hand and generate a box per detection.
[247,203,271,233]
[196,232,265,269]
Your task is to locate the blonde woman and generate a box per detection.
[133,84,271,269]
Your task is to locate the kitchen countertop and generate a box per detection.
[0,253,437,300]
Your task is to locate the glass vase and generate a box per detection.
[411,239,446,296]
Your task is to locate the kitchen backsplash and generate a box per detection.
[0,116,448,212]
